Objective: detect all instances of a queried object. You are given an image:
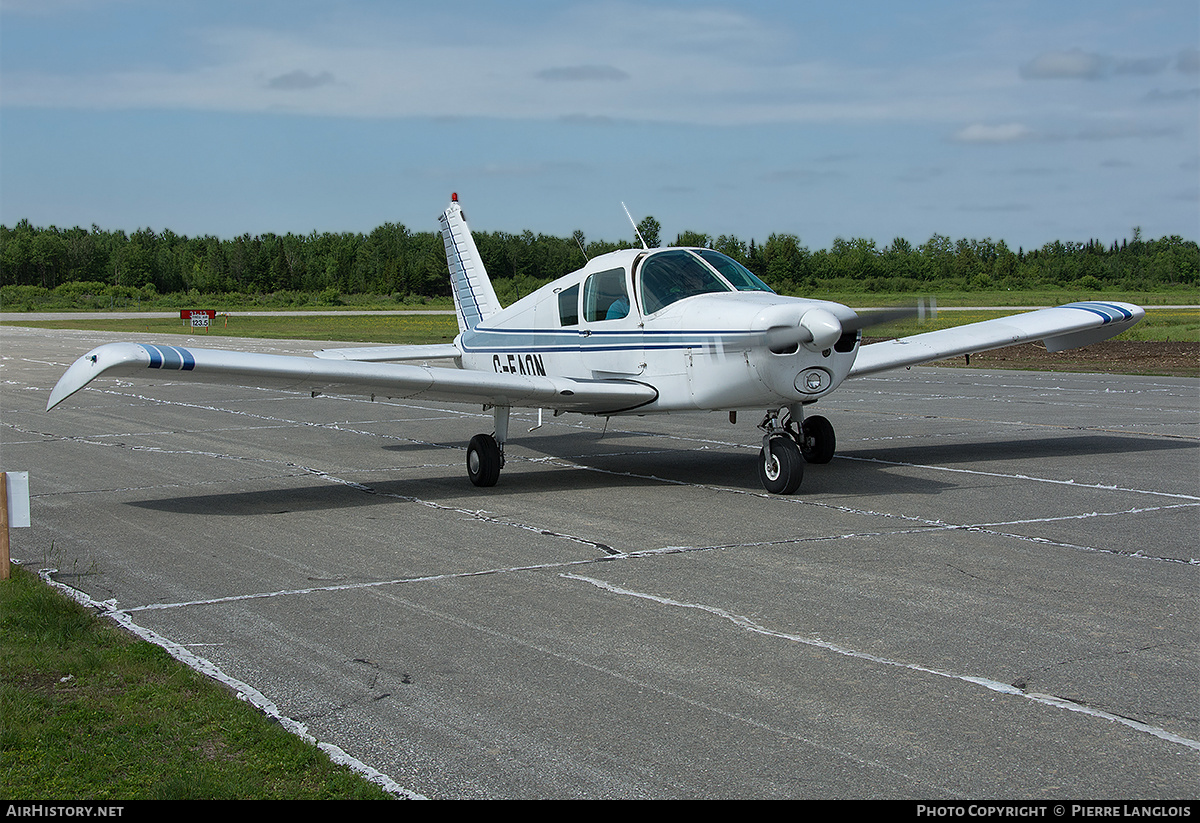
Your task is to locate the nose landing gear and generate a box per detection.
[759,433,804,495]
[757,406,837,494]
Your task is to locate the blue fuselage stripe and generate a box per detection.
[460,327,757,354]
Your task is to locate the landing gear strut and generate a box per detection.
[467,405,509,487]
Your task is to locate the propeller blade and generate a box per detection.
[846,298,936,332]
[763,323,813,354]
[755,300,933,355]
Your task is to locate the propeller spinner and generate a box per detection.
[760,300,933,355]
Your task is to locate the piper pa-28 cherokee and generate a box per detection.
[48,194,1144,494]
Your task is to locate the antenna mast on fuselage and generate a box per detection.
[622,202,649,250]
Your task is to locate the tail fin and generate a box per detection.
[439,193,501,332]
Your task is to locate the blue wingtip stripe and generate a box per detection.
[1061,301,1134,324]
[141,344,195,370]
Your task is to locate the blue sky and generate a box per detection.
[2,0,1197,252]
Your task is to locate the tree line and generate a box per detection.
[1,218,1196,308]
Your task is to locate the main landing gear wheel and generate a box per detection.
[798,415,836,464]
[758,436,804,495]
[467,433,502,487]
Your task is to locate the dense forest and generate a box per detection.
[1,217,1196,310]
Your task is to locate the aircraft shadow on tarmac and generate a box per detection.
[124,457,711,517]
[837,432,1194,467]
[123,432,1189,516]
[127,483,401,517]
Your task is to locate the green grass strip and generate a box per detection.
[1,565,396,799]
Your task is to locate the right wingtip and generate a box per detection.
[46,353,96,411]
[46,343,149,411]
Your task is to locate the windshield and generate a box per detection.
[696,250,774,293]
[638,250,733,314]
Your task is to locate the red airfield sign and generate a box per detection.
[181,310,217,328]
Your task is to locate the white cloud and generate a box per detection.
[1178,47,1200,74]
[1020,49,1173,81]
[1021,50,1110,80]
[0,5,1009,127]
[535,65,629,83]
[267,70,336,91]
[952,123,1034,143]
[2,1,1194,152]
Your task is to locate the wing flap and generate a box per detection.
[47,342,657,415]
[313,343,462,362]
[849,301,1144,377]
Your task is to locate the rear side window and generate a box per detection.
[558,284,579,326]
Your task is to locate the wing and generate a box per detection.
[848,301,1144,378]
[46,342,657,415]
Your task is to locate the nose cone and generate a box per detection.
[799,307,843,352]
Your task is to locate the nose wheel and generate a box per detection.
[757,407,837,494]
[759,435,804,495]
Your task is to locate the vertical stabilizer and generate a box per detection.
[439,194,501,332]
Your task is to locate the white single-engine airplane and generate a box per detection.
[48,194,1144,494]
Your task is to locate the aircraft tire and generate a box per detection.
[799,415,836,464]
[467,434,502,487]
[759,436,804,495]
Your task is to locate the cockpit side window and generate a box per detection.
[582,268,630,322]
[638,250,732,315]
[696,250,774,293]
[558,284,579,326]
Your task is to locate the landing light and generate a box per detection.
[796,368,830,394]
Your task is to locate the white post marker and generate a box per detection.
[1,471,31,580]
